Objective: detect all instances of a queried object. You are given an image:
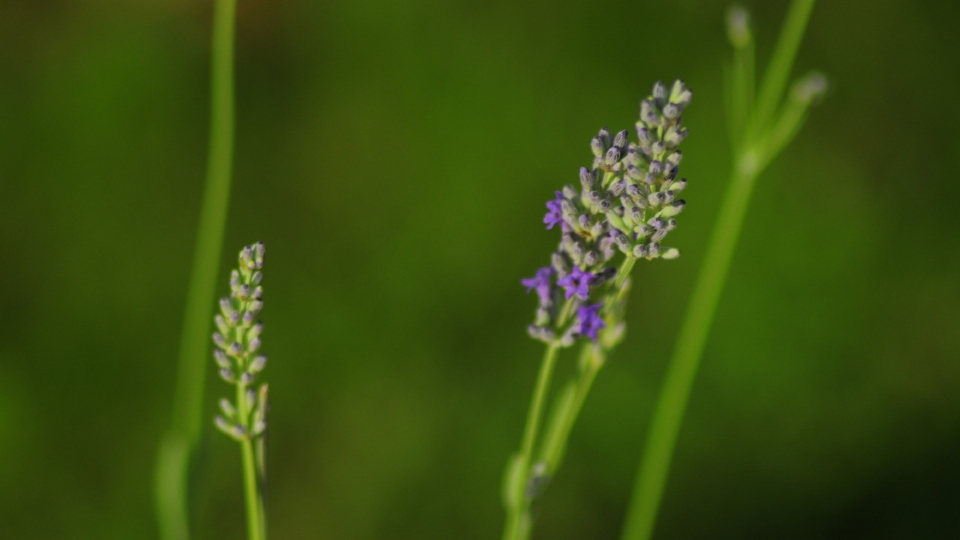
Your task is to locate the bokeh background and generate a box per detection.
[2,0,960,538]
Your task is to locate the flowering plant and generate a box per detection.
[503,80,692,540]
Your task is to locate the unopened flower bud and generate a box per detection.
[219,368,237,384]
[578,214,591,230]
[562,185,578,200]
[647,243,661,258]
[597,127,611,147]
[726,6,751,49]
[249,355,268,374]
[603,146,620,167]
[219,398,236,419]
[635,124,651,144]
[632,244,647,258]
[590,136,605,157]
[215,315,230,335]
[551,252,571,276]
[613,129,629,149]
[663,103,680,120]
[583,251,599,267]
[214,349,231,369]
[580,167,596,189]
[652,81,667,106]
[667,151,682,167]
[661,247,680,260]
[590,221,605,238]
[660,200,686,217]
[640,99,660,126]
[609,177,626,197]
[669,80,692,109]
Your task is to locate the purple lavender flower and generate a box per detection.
[557,265,594,300]
[521,266,555,305]
[576,303,606,342]
[543,191,565,230]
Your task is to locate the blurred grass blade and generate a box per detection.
[155,0,238,538]
[750,0,816,138]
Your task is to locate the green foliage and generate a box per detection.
[2,1,960,539]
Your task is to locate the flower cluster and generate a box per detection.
[213,242,270,442]
[523,81,692,345]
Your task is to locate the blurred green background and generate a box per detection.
[2,0,959,538]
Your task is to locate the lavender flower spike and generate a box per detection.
[521,266,555,305]
[575,303,606,342]
[557,265,594,300]
[543,191,565,230]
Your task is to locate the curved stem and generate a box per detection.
[155,0,237,538]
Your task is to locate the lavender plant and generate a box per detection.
[213,242,270,540]
[502,80,693,540]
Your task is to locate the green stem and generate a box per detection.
[620,164,758,540]
[503,342,561,540]
[237,383,265,540]
[155,0,237,538]
[511,255,637,540]
[750,0,816,138]
[539,344,601,474]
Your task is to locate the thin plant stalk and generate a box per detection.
[502,342,561,540]
[155,0,238,538]
[508,256,636,540]
[620,3,823,540]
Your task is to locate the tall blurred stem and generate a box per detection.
[620,2,818,540]
[155,0,238,538]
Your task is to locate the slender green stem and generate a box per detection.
[155,0,237,538]
[539,344,601,474]
[750,0,816,138]
[237,383,265,540]
[620,164,758,540]
[509,255,637,540]
[503,342,561,540]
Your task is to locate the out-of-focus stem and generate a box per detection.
[155,0,237,538]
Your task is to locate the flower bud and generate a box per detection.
[603,146,620,167]
[660,200,686,217]
[579,167,596,189]
[214,349,232,369]
[249,355,268,374]
[551,252,570,276]
[652,81,667,106]
[661,247,680,260]
[590,136,605,157]
[609,177,626,197]
[613,129,629,149]
[219,399,236,419]
[597,127,611,147]
[726,6,751,49]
